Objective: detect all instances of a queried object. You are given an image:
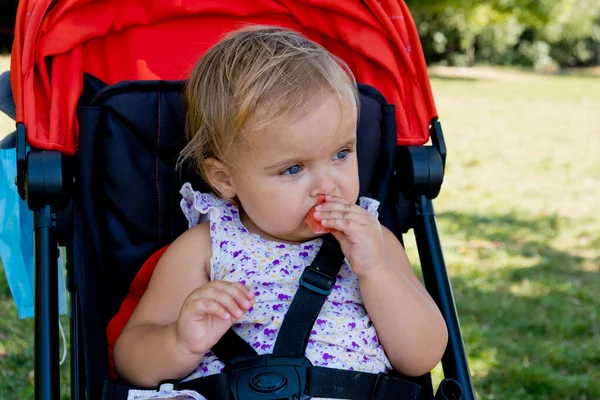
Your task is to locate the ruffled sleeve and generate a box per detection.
[358,196,380,218]
[180,182,232,274]
[180,182,225,228]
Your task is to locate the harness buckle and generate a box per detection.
[227,354,312,400]
[299,267,335,296]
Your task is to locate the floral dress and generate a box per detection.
[154,183,393,400]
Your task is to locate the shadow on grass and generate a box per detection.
[554,67,600,80]
[435,211,599,399]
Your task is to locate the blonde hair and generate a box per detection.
[178,25,358,186]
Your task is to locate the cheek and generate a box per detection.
[248,180,304,217]
[269,186,309,221]
[342,158,360,198]
[253,195,307,235]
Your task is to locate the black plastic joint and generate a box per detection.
[227,355,312,400]
[16,122,27,200]
[434,378,464,400]
[395,118,447,201]
[430,117,446,169]
[299,268,335,296]
[26,150,72,210]
[396,146,444,201]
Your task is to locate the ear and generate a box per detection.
[203,158,237,200]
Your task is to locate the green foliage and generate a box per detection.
[406,0,600,67]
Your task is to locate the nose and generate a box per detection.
[310,167,337,198]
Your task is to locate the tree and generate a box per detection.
[406,0,600,67]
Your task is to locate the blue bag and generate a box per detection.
[0,146,67,318]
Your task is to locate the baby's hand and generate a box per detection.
[176,281,254,356]
[313,196,387,278]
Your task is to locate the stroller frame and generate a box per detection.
[15,113,474,399]
[9,1,475,398]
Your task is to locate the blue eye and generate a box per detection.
[281,164,303,176]
[334,150,348,161]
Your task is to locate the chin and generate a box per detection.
[286,230,321,244]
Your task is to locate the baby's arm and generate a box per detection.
[357,227,448,376]
[113,223,254,387]
[313,197,448,375]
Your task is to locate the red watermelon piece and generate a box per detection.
[305,196,336,234]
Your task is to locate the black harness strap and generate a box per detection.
[207,234,342,364]
[272,234,345,358]
[211,328,259,365]
[308,367,421,400]
[176,368,421,400]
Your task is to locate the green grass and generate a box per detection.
[0,260,71,399]
[406,69,600,399]
[1,61,599,398]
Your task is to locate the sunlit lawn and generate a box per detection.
[1,56,599,399]
[410,66,600,399]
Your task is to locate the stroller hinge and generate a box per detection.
[16,122,27,200]
[26,150,72,211]
[15,123,73,211]
[395,118,446,201]
[430,117,446,170]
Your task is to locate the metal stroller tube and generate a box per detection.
[413,196,475,400]
[397,118,476,400]
[34,205,60,399]
[17,122,74,399]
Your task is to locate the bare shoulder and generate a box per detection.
[157,222,213,276]
[125,222,213,329]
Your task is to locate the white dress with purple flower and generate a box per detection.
[179,183,392,398]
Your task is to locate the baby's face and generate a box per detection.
[228,92,359,243]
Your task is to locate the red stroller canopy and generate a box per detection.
[11,0,437,156]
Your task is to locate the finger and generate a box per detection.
[316,200,370,216]
[316,202,373,223]
[313,209,370,225]
[189,298,232,321]
[321,213,381,232]
[318,197,352,209]
[213,280,255,299]
[213,281,255,309]
[233,281,256,300]
[320,215,358,232]
[198,287,249,319]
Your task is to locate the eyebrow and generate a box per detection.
[263,137,357,170]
